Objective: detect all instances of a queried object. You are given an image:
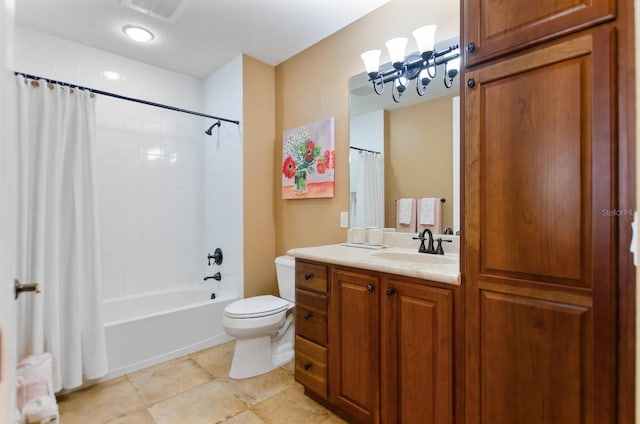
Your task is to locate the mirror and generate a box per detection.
[349,36,460,233]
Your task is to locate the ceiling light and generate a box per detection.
[102,71,121,80]
[122,25,154,42]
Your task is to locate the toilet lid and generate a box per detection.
[225,295,292,319]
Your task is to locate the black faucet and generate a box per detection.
[413,228,436,254]
[204,272,221,281]
[413,229,453,255]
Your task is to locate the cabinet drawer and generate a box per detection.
[296,305,327,345]
[295,262,327,293]
[295,336,327,397]
[296,288,327,313]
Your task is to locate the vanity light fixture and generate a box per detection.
[122,25,154,42]
[360,25,460,103]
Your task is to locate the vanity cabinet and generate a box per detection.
[463,0,614,66]
[294,259,456,424]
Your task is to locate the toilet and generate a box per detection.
[223,255,296,379]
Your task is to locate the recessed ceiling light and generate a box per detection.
[122,25,154,42]
[102,71,121,80]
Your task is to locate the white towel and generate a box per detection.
[419,198,436,225]
[398,198,413,225]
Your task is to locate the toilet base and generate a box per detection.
[229,328,294,379]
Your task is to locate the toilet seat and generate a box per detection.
[224,295,292,319]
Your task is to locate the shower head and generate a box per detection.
[205,120,221,135]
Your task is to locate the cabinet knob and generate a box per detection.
[385,288,395,296]
[303,362,312,371]
[304,273,313,281]
[467,78,476,88]
[304,312,313,320]
[366,284,374,293]
[466,42,475,52]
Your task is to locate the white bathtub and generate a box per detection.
[103,287,237,378]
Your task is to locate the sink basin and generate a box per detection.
[372,251,457,265]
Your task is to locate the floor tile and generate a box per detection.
[106,409,156,424]
[191,341,235,379]
[251,386,347,424]
[220,367,295,407]
[280,359,295,375]
[221,409,266,424]
[148,380,247,424]
[57,377,146,424]
[128,356,213,405]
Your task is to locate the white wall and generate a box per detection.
[13,26,243,300]
[203,55,244,298]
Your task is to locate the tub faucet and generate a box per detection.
[413,228,436,254]
[204,272,221,281]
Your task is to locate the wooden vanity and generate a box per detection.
[292,254,461,424]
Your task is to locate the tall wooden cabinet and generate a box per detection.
[462,0,633,422]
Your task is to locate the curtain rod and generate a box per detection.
[350,146,381,154]
[14,72,240,125]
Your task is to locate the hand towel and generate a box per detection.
[419,198,436,225]
[22,395,59,424]
[398,198,414,225]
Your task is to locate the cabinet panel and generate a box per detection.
[464,0,614,66]
[381,279,453,424]
[330,269,379,423]
[464,28,616,424]
[480,291,591,423]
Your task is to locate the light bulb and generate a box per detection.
[385,37,408,68]
[361,50,381,77]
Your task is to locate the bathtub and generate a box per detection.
[103,287,237,378]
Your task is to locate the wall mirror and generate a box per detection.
[349,36,460,233]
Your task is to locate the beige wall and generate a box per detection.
[274,0,459,253]
[385,95,455,229]
[243,55,278,297]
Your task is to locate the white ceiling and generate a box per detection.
[15,0,392,79]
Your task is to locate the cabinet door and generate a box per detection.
[464,28,616,424]
[381,278,453,424]
[330,269,380,423]
[464,0,614,66]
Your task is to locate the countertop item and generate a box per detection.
[287,244,460,285]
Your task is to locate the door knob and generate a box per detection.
[366,284,374,293]
[14,279,42,300]
[303,362,312,371]
[385,288,395,296]
[304,273,313,281]
[304,312,313,320]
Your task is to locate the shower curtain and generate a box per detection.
[15,75,108,391]
[354,151,384,228]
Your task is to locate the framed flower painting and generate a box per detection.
[282,117,335,199]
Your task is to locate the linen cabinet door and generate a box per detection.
[329,268,380,423]
[464,28,616,424]
[381,278,454,424]
[464,0,614,66]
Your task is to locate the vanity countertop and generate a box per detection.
[287,244,460,285]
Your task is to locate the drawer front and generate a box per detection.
[296,305,327,345]
[295,262,328,293]
[295,336,327,397]
[295,288,328,313]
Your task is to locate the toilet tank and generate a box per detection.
[275,255,296,302]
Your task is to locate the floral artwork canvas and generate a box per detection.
[282,117,335,199]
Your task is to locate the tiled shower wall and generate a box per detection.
[14,26,243,300]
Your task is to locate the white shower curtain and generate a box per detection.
[354,151,384,228]
[15,75,108,391]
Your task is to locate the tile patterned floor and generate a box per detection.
[56,341,346,424]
